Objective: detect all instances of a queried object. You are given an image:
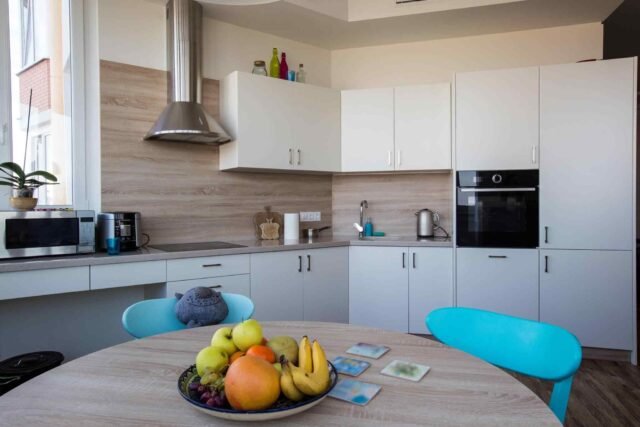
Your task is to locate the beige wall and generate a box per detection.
[331,23,603,89]
[98,0,332,86]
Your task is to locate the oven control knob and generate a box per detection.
[492,174,503,184]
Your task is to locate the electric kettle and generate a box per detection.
[415,209,440,238]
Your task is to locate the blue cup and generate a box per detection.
[106,237,120,255]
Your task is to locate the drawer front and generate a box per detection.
[0,267,90,300]
[167,275,251,298]
[167,255,250,281]
[90,261,167,290]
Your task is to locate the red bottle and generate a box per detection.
[279,52,289,80]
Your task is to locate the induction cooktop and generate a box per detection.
[150,242,247,252]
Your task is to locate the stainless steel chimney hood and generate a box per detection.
[144,0,231,145]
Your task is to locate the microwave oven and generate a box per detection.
[0,210,95,259]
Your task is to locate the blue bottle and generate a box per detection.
[364,217,373,237]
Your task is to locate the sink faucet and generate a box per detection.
[357,200,368,239]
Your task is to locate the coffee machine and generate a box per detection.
[97,212,142,251]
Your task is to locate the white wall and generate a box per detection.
[331,22,603,89]
[98,0,332,87]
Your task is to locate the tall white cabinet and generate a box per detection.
[539,58,635,251]
[455,66,539,171]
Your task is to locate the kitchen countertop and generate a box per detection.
[0,236,452,273]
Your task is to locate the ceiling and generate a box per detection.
[149,0,623,49]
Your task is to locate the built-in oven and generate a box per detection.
[456,170,538,248]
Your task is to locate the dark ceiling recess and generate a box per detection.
[603,0,640,60]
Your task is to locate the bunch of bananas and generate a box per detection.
[280,336,330,401]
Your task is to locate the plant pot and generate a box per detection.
[10,197,38,211]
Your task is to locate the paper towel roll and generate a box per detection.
[284,213,300,241]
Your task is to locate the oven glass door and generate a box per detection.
[456,188,538,248]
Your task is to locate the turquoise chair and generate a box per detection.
[426,307,581,423]
[122,293,254,339]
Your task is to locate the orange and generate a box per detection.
[225,355,280,411]
[246,345,276,363]
[230,351,245,364]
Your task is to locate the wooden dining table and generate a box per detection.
[0,321,559,426]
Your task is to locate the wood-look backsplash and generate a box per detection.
[100,60,332,244]
[332,173,453,238]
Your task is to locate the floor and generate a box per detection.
[509,359,640,426]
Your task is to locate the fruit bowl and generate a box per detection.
[177,362,338,422]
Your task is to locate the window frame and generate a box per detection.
[0,0,90,211]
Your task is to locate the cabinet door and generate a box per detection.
[250,251,304,321]
[166,275,251,299]
[456,248,538,320]
[303,247,349,323]
[455,67,539,170]
[539,58,635,251]
[349,246,409,332]
[409,248,453,334]
[540,250,633,350]
[341,88,395,172]
[395,84,451,171]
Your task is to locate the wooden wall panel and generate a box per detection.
[332,173,453,238]
[100,60,332,244]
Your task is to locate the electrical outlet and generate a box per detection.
[300,211,321,222]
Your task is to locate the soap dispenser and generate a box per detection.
[364,217,373,237]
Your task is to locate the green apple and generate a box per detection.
[232,319,263,351]
[267,335,298,364]
[195,346,229,376]
[211,327,238,355]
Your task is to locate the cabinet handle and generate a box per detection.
[297,149,301,165]
[402,252,406,269]
[397,150,402,167]
[289,148,293,165]
[307,254,311,272]
[298,255,302,272]
[412,252,416,269]
[202,263,222,268]
[544,255,549,273]
[488,255,507,259]
[532,146,537,164]
[544,226,549,244]
[387,151,392,166]
[208,285,222,289]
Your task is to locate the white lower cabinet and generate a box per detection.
[166,275,251,298]
[251,248,348,322]
[349,246,409,332]
[303,247,349,323]
[456,248,539,320]
[409,248,454,334]
[540,250,633,350]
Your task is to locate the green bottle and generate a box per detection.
[269,48,280,78]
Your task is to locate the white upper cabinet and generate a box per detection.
[220,72,341,172]
[539,58,636,251]
[455,66,539,171]
[395,84,451,171]
[341,88,395,172]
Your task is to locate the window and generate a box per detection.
[3,0,80,207]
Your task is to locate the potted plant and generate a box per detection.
[0,161,58,210]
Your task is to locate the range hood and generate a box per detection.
[144,0,231,145]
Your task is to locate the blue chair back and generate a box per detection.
[122,293,254,339]
[426,307,581,423]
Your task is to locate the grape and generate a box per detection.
[200,391,211,402]
[206,398,216,407]
[189,382,200,391]
[197,385,206,393]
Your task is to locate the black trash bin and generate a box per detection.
[0,351,64,396]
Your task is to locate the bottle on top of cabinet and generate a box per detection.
[279,52,289,80]
[296,64,306,83]
[269,48,280,78]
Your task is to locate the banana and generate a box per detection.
[289,340,330,396]
[298,336,312,373]
[280,363,305,401]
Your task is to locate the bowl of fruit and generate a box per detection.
[177,319,338,421]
